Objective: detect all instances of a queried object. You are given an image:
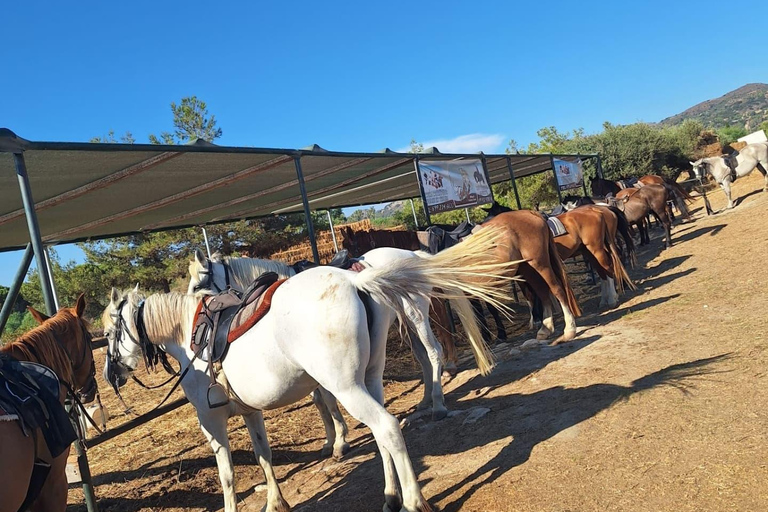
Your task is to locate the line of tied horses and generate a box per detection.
[4,147,764,511]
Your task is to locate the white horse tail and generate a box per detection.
[446,295,494,374]
[352,226,518,375]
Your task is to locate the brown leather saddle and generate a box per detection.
[190,272,285,408]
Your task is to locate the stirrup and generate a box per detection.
[207,382,229,409]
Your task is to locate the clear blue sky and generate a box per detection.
[1,0,766,287]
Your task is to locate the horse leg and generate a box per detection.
[429,297,458,376]
[486,301,507,342]
[756,162,768,192]
[584,247,618,309]
[470,298,493,343]
[198,410,238,512]
[721,179,735,208]
[311,387,350,459]
[334,382,433,512]
[408,297,448,420]
[242,411,290,512]
[527,259,578,341]
[518,267,554,339]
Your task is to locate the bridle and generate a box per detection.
[192,259,232,293]
[106,296,204,414]
[106,299,177,400]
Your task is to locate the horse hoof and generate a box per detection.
[432,408,448,421]
[416,400,431,411]
[333,442,350,460]
[536,332,550,340]
[561,328,577,342]
[321,444,333,458]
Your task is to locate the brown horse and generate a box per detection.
[479,209,582,342]
[0,295,96,512]
[592,175,692,221]
[609,183,675,248]
[555,206,636,308]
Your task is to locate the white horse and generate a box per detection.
[103,228,515,512]
[187,247,494,422]
[691,142,768,209]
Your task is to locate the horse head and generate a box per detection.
[187,248,230,295]
[25,294,98,404]
[690,159,708,180]
[102,287,145,392]
[481,200,513,219]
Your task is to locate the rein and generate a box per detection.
[194,260,232,293]
[107,296,206,414]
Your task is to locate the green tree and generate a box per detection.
[90,130,135,144]
[716,125,748,146]
[149,96,222,144]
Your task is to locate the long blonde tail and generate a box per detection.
[353,226,519,375]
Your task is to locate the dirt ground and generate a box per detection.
[68,173,768,512]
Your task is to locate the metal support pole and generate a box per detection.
[294,156,320,263]
[464,208,471,223]
[44,247,59,311]
[579,155,589,197]
[0,243,34,335]
[413,156,432,226]
[201,227,212,258]
[505,156,522,210]
[550,155,564,205]
[327,210,339,252]
[409,199,419,228]
[14,153,56,316]
[596,154,605,179]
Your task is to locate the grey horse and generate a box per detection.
[691,142,768,209]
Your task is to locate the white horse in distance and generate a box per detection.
[691,142,768,209]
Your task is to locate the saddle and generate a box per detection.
[191,272,285,408]
[191,272,284,363]
[291,249,365,273]
[617,177,639,189]
[424,221,474,254]
[0,354,76,458]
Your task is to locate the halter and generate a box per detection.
[106,299,177,400]
[193,260,232,293]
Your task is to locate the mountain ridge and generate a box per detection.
[659,83,768,129]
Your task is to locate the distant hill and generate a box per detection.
[659,83,768,130]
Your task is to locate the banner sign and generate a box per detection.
[417,159,493,214]
[552,159,584,191]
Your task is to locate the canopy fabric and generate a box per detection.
[0,128,593,252]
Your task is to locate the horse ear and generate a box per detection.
[27,306,50,324]
[75,293,87,317]
[110,287,120,305]
[689,161,696,166]
[133,283,140,293]
[194,248,207,267]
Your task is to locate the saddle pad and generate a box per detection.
[227,279,286,342]
[546,217,567,238]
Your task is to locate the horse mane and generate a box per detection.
[223,256,295,282]
[1,309,84,385]
[140,292,197,346]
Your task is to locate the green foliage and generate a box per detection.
[149,96,222,144]
[90,130,135,144]
[1,311,39,344]
[716,125,748,146]
[20,249,110,322]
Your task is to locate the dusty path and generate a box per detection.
[69,173,768,511]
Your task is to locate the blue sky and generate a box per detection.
[1,0,766,286]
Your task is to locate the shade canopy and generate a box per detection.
[0,128,594,251]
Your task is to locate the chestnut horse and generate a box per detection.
[608,184,675,248]
[0,295,97,512]
[591,175,692,220]
[554,206,636,308]
[478,208,582,341]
